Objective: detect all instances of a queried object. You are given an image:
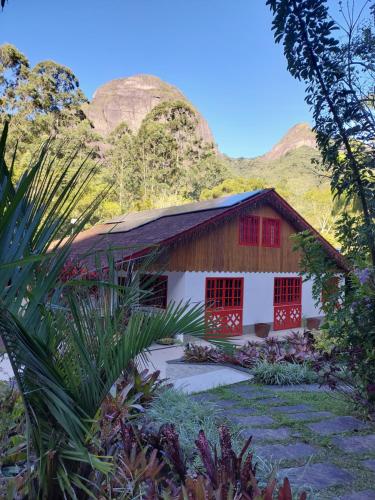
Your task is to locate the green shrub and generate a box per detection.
[312,329,339,354]
[252,361,318,385]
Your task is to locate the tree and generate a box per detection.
[267,0,375,408]
[106,101,228,212]
[0,44,94,175]
[0,44,86,127]
[200,177,266,200]
[139,100,229,199]
[267,0,375,266]
[0,44,29,116]
[106,122,135,212]
[0,44,111,227]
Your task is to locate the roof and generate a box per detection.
[68,189,347,271]
[104,190,263,232]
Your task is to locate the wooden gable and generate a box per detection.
[160,204,303,273]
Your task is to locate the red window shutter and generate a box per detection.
[262,218,281,247]
[239,215,260,246]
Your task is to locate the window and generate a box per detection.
[239,215,260,246]
[274,277,302,305]
[206,278,243,309]
[139,274,168,309]
[262,218,281,247]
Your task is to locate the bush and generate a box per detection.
[252,360,318,385]
[312,329,339,354]
[184,331,322,369]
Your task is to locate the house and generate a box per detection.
[69,189,346,336]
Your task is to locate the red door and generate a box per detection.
[205,278,244,336]
[273,277,302,331]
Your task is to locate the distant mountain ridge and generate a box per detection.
[226,123,321,196]
[84,74,322,195]
[84,74,317,165]
[261,123,317,161]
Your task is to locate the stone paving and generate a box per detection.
[307,416,369,435]
[190,382,375,499]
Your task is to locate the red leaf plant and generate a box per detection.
[102,422,307,499]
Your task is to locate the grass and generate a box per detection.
[147,387,223,459]
[198,382,375,499]
[252,361,318,385]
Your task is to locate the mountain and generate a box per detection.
[261,123,317,161]
[84,74,215,144]
[84,74,321,195]
[228,145,322,193]
[226,123,322,194]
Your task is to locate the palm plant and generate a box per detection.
[0,123,205,498]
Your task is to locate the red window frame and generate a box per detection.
[274,277,302,305]
[239,215,260,246]
[139,274,168,309]
[205,278,244,309]
[262,218,281,248]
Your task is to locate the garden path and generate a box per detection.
[143,342,252,393]
[190,383,375,499]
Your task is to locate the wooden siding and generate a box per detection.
[160,205,303,273]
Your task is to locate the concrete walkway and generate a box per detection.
[190,383,375,499]
[142,343,252,393]
[0,341,253,393]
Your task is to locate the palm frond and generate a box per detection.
[0,122,208,497]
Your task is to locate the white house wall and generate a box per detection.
[165,272,186,304]
[165,271,322,328]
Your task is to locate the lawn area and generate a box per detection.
[190,382,375,499]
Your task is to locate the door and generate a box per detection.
[205,277,244,336]
[273,277,302,331]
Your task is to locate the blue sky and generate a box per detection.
[1,1,320,157]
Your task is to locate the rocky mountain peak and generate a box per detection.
[84,74,215,145]
[262,123,317,161]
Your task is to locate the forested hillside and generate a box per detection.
[0,43,337,243]
[206,146,337,244]
[228,145,322,193]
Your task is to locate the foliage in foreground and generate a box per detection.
[0,124,206,498]
[0,381,308,499]
[0,365,167,494]
[143,387,274,478]
[97,420,307,499]
[267,0,375,410]
[146,388,226,460]
[295,232,375,412]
